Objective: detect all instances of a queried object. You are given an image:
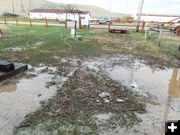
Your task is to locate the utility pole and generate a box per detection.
[21,0,24,12]
[29,0,31,12]
[136,0,144,32]
[109,0,111,12]
[12,0,15,13]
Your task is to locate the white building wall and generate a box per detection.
[30,12,90,25]
[140,16,177,22]
[81,13,90,26]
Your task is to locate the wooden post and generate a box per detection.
[148,22,153,39]
[88,20,90,29]
[30,19,32,27]
[142,21,145,31]
[79,13,82,29]
[65,12,67,29]
[144,22,147,39]
[45,18,48,28]
[65,19,67,28]
[79,20,82,29]
[0,29,3,37]
[4,17,6,24]
[108,21,111,30]
[158,24,164,46]
[16,18,18,26]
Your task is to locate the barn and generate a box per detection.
[30,9,91,26]
[135,13,180,22]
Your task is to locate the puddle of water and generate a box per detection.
[83,55,180,135]
[0,64,75,135]
[5,47,23,51]
[0,72,56,135]
[0,84,17,93]
[107,65,180,99]
[4,41,44,52]
[34,41,44,46]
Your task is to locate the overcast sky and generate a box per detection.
[48,0,180,15]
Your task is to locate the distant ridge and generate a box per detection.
[0,0,130,18]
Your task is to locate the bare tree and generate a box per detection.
[61,4,80,29]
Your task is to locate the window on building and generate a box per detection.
[80,17,85,19]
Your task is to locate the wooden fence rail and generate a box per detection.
[0,17,180,32]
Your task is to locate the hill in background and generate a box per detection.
[0,0,130,18]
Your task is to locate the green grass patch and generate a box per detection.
[0,25,102,65]
[0,25,179,66]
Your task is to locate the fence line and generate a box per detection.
[0,17,180,32]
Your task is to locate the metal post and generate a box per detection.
[136,0,144,32]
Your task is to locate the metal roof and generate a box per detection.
[137,13,180,17]
[30,9,90,15]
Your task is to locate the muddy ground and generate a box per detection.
[14,67,145,135]
[0,25,180,135]
[0,54,179,135]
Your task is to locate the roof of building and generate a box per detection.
[137,13,180,17]
[30,9,90,15]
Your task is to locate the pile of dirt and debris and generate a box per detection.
[15,67,146,135]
